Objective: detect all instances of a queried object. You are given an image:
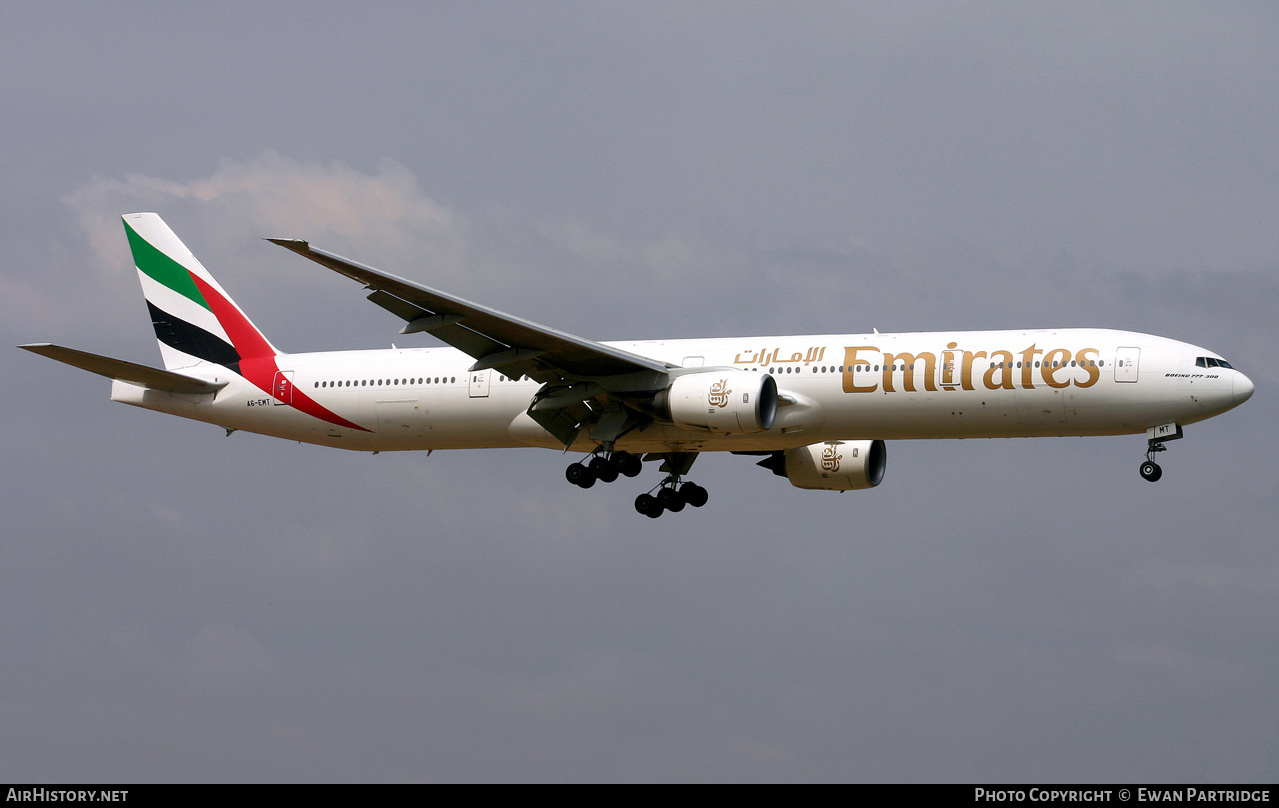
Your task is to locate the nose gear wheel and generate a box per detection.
[1140,437,1167,482]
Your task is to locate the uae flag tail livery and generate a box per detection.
[125,212,278,375]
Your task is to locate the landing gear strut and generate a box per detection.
[1139,424,1184,482]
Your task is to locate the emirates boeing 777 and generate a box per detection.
[21,213,1254,517]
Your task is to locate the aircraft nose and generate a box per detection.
[1234,372,1255,406]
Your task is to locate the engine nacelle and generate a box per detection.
[657,370,778,435]
[784,440,886,491]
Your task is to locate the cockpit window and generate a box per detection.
[1196,357,1234,369]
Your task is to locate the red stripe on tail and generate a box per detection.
[191,274,371,433]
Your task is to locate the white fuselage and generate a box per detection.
[110,328,1251,454]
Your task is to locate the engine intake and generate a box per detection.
[655,370,778,435]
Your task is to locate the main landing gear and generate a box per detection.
[565,450,642,489]
[565,449,708,517]
[634,477,708,519]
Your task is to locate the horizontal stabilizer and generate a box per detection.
[18,343,227,394]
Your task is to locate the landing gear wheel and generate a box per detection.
[635,493,661,518]
[1140,461,1162,482]
[590,456,619,483]
[680,482,708,508]
[614,452,643,478]
[566,462,596,488]
[657,487,685,513]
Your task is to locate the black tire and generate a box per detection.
[615,452,643,478]
[566,462,596,488]
[656,487,686,513]
[681,482,709,508]
[1139,461,1162,482]
[663,488,686,512]
[635,493,661,518]
[590,456,618,483]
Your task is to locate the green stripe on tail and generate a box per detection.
[124,219,210,311]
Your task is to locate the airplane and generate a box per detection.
[21,213,1255,517]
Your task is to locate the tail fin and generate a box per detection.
[123,212,279,371]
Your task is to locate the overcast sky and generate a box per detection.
[2,2,1276,782]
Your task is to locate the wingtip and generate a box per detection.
[265,237,310,252]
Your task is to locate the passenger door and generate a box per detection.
[1114,347,1140,383]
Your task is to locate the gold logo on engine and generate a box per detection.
[821,445,843,472]
[708,379,732,408]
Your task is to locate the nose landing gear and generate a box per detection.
[1139,424,1182,482]
[1140,435,1167,481]
[1139,455,1163,482]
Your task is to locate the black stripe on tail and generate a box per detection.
[147,301,242,371]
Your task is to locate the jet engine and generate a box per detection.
[654,370,778,435]
[782,439,886,490]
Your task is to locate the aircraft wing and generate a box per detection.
[19,343,228,394]
[267,239,673,384]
